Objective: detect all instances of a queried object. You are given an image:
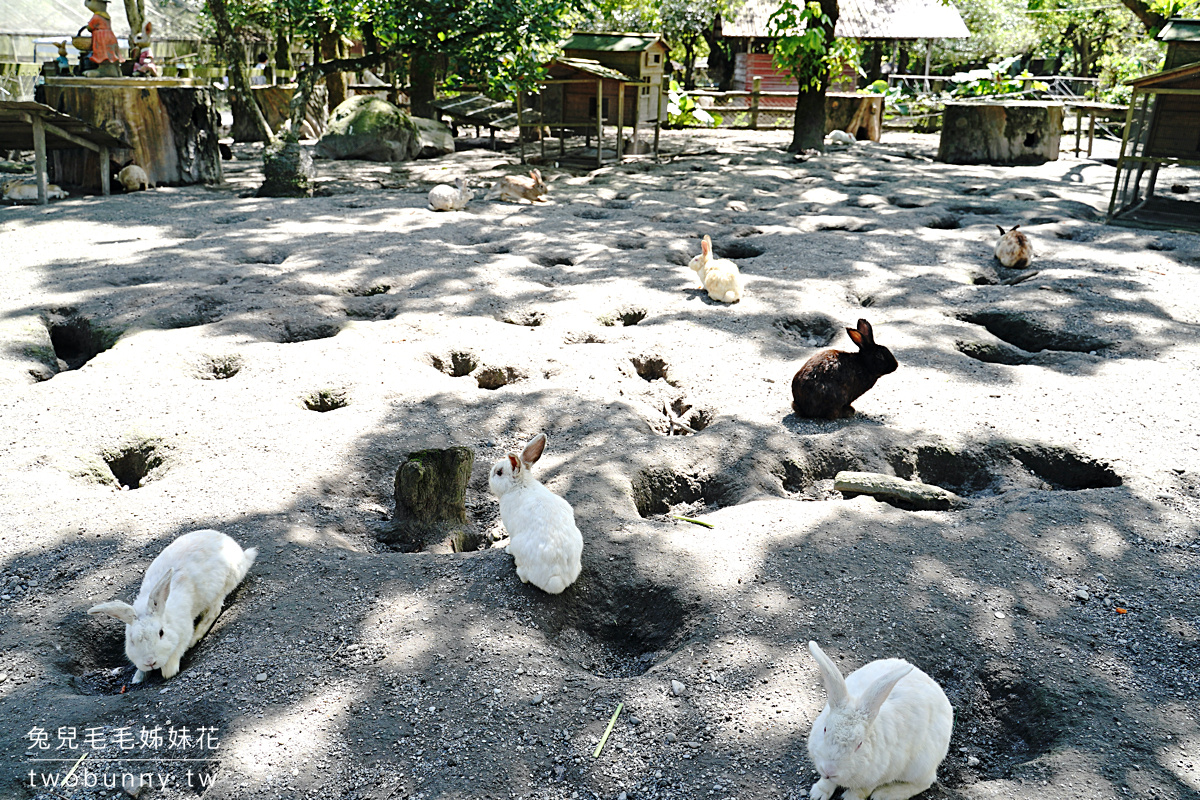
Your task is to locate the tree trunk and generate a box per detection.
[207,0,273,143]
[789,0,839,153]
[273,28,291,72]
[1118,0,1167,34]
[381,447,476,551]
[122,0,144,57]
[409,49,438,119]
[319,21,347,112]
[865,40,883,83]
[683,39,696,90]
[702,15,735,91]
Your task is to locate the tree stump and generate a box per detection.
[257,136,313,197]
[232,85,329,142]
[380,447,475,551]
[938,101,1064,166]
[44,79,222,189]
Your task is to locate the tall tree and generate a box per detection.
[206,0,274,142]
[769,0,840,152]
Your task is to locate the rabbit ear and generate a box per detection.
[521,433,547,466]
[997,225,1006,236]
[88,601,136,624]
[808,641,850,709]
[701,235,712,256]
[856,319,874,344]
[1011,224,1020,232]
[847,327,863,347]
[507,453,521,474]
[530,169,542,181]
[857,663,913,723]
[148,568,173,612]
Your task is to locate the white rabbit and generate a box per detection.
[826,129,857,146]
[88,529,257,683]
[117,164,152,192]
[688,234,743,303]
[488,433,582,594]
[994,224,1033,268]
[428,177,471,211]
[806,641,953,800]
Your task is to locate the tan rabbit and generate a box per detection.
[118,164,152,192]
[486,169,548,204]
[994,225,1033,269]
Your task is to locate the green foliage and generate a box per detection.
[666,79,722,126]
[949,55,1048,96]
[767,1,841,92]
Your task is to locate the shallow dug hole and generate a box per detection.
[632,467,735,517]
[102,438,166,489]
[529,574,692,678]
[774,314,839,348]
[958,311,1111,353]
[938,659,1068,782]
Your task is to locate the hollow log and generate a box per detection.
[380,447,475,550]
[938,101,1064,166]
[44,80,222,189]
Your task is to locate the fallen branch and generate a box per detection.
[593,702,623,758]
[671,515,714,528]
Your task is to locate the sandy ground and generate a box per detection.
[0,128,1198,800]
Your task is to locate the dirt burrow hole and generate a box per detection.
[58,613,140,695]
[938,660,1067,783]
[278,321,341,344]
[711,240,764,259]
[774,314,840,348]
[775,437,1120,506]
[102,438,166,490]
[532,253,575,267]
[630,354,675,383]
[632,468,735,517]
[500,310,546,327]
[650,397,715,437]
[195,354,244,380]
[958,311,1111,354]
[531,576,691,678]
[44,309,117,371]
[476,365,525,390]
[304,388,350,412]
[347,283,391,297]
[600,306,647,327]
[429,350,479,378]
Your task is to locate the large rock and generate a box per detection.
[315,96,420,162]
[411,116,455,158]
[938,101,1063,166]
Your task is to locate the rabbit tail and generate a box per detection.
[542,576,568,595]
[235,547,258,583]
[723,289,740,303]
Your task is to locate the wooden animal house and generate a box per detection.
[562,32,669,124]
[519,52,666,166]
[1107,19,1200,231]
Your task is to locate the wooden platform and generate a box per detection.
[0,100,130,204]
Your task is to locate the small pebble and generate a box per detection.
[671,679,687,697]
[967,755,981,767]
[665,732,677,743]
[618,793,628,800]
[628,716,641,726]
[1074,589,1090,601]
[531,693,544,706]
[994,611,1005,619]
[0,672,7,683]
[255,672,268,682]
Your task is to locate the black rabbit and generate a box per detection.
[791,319,897,419]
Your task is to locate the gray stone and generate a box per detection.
[255,672,268,682]
[1074,589,1090,601]
[834,471,965,511]
[411,116,455,159]
[257,136,314,198]
[316,96,420,162]
[670,679,687,696]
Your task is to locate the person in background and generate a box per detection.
[251,52,269,85]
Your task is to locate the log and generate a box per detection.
[938,101,1064,166]
[380,447,475,550]
[833,470,965,511]
[825,93,884,142]
[44,80,222,189]
[232,85,329,142]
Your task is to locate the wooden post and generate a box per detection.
[517,91,524,165]
[1087,110,1096,157]
[540,90,546,163]
[1074,105,1083,156]
[596,78,603,168]
[653,76,663,161]
[616,82,626,158]
[99,145,110,196]
[750,76,761,130]
[31,114,47,206]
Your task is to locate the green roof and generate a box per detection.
[563,32,667,53]
[1160,19,1200,42]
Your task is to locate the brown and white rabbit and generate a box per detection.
[486,169,547,204]
[791,319,897,419]
[118,164,152,192]
[994,225,1033,268]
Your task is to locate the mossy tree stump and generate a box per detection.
[380,447,474,550]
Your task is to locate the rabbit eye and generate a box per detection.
[158,629,164,638]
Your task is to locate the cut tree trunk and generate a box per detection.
[409,49,437,119]
[381,447,475,551]
[938,101,1064,166]
[319,25,347,113]
[207,0,272,143]
[44,82,222,189]
[787,0,838,153]
[232,85,328,142]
